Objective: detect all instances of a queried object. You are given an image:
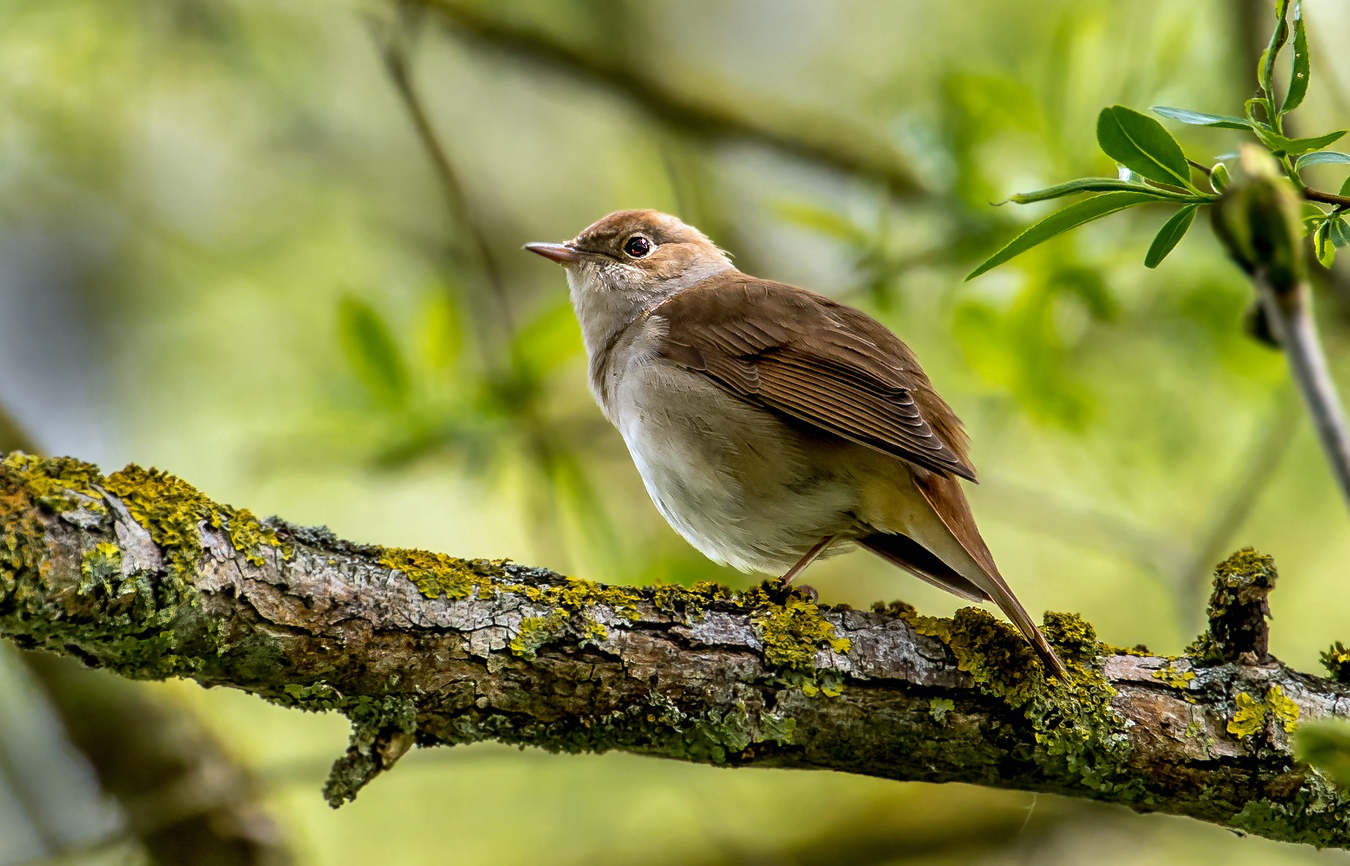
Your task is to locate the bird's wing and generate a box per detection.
[652,277,976,481]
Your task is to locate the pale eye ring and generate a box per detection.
[623,235,653,258]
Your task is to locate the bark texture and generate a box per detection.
[3,453,1350,847]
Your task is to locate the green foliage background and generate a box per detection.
[2,0,1350,863]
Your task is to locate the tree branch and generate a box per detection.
[414,0,924,197]
[3,454,1350,847]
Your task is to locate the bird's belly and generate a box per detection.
[611,362,858,573]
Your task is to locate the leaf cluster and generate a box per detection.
[969,0,1349,279]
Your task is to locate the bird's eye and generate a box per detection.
[623,236,653,258]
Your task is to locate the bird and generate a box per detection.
[525,210,1066,678]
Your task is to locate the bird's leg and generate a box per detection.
[779,535,837,586]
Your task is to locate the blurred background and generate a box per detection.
[2,0,1350,863]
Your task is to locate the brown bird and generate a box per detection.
[526,210,1066,678]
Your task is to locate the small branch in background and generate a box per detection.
[368,8,517,339]
[1253,271,1350,507]
[1213,146,1350,514]
[1177,387,1298,611]
[414,0,925,198]
[980,477,1185,579]
[23,653,291,866]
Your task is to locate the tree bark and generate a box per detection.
[3,453,1350,848]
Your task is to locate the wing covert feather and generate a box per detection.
[654,278,976,480]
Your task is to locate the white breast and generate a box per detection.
[602,341,859,574]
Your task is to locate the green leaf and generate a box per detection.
[1283,0,1310,112]
[1260,0,1291,99]
[1210,162,1231,193]
[1341,175,1350,197]
[1097,105,1192,188]
[773,201,867,243]
[1296,151,1350,170]
[1144,205,1199,268]
[1330,216,1350,248]
[1257,128,1348,156]
[418,290,463,372]
[338,295,410,409]
[1315,221,1336,268]
[966,191,1161,280]
[1007,178,1199,204]
[1296,721,1350,789]
[1150,106,1251,130]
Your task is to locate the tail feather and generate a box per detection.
[858,533,989,603]
[902,473,1068,679]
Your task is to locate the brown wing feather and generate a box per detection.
[654,278,977,481]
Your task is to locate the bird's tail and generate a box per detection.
[870,471,1068,679]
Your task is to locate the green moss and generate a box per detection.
[78,542,123,595]
[904,607,1044,706]
[1229,692,1268,738]
[279,682,345,712]
[1229,781,1350,847]
[1187,548,1277,663]
[1320,642,1350,683]
[759,712,796,745]
[929,697,955,723]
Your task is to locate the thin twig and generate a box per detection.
[369,12,517,338]
[1253,271,1350,509]
[368,10,578,565]
[1304,188,1350,210]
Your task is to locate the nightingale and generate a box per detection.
[526,210,1066,678]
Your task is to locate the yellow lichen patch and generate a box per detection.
[2,455,110,599]
[378,548,504,601]
[1040,611,1098,664]
[1151,662,1197,690]
[103,464,289,576]
[1,453,105,515]
[508,610,571,660]
[750,592,850,672]
[222,508,287,567]
[521,578,643,622]
[1266,685,1300,733]
[1228,687,1301,739]
[1229,692,1268,738]
[1320,642,1350,683]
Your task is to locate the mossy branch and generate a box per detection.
[5,455,1350,847]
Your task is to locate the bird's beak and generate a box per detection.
[524,242,583,264]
